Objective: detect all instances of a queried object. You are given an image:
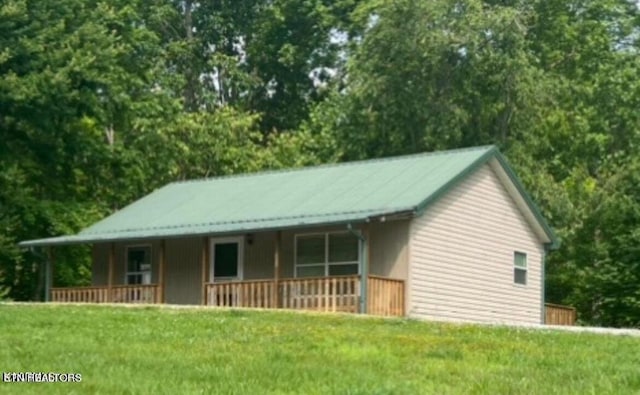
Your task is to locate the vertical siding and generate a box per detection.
[243,232,275,280]
[368,220,409,279]
[280,230,296,278]
[89,222,411,305]
[91,243,108,286]
[165,237,202,305]
[91,241,161,286]
[409,164,544,324]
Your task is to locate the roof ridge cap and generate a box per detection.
[170,145,496,185]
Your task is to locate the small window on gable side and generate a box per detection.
[514,252,527,285]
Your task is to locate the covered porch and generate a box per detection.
[43,223,409,317]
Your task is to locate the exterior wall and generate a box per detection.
[165,237,202,304]
[409,163,544,324]
[91,243,109,286]
[242,232,275,280]
[92,240,161,286]
[90,221,410,305]
[368,220,409,279]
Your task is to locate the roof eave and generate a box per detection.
[18,209,416,248]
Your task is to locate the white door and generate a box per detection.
[210,236,244,282]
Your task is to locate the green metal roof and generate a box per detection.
[19,145,558,248]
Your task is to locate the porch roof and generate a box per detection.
[20,145,558,248]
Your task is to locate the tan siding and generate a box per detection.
[243,232,275,280]
[280,230,296,278]
[409,163,544,324]
[117,241,161,285]
[165,237,202,305]
[89,222,411,305]
[92,241,163,286]
[91,244,109,286]
[368,220,409,280]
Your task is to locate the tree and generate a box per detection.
[566,155,640,327]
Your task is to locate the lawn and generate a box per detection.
[0,304,638,394]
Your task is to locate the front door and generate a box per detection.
[210,237,244,282]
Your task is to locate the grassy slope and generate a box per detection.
[0,304,639,394]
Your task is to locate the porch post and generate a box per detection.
[359,227,369,314]
[45,247,54,302]
[158,239,166,304]
[108,242,115,302]
[273,231,281,308]
[201,236,209,305]
[347,223,369,314]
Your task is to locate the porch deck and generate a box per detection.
[50,275,404,317]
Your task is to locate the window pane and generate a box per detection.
[297,236,325,264]
[514,268,527,285]
[297,265,325,278]
[329,264,358,276]
[128,247,150,272]
[214,243,238,278]
[328,233,358,263]
[514,252,527,268]
[127,274,142,285]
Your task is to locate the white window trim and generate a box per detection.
[125,244,152,285]
[294,231,361,278]
[210,236,244,282]
[514,251,527,286]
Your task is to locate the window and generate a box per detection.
[295,232,360,278]
[126,246,152,285]
[210,237,244,281]
[514,252,527,285]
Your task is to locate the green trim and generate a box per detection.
[414,146,499,216]
[493,152,560,250]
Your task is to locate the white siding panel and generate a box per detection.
[409,164,544,324]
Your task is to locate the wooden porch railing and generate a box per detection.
[367,275,405,316]
[545,303,576,326]
[280,275,360,313]
[51,287,110,303]
[111,285,160,304]
[205,279,276,308]
[205,275,405,316]
[50,284,160,304]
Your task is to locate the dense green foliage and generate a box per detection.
[1,305,639,394]
[1,0,639,326]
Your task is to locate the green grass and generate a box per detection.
[0,304,639,394]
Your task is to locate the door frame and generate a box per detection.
[209,236,244,282]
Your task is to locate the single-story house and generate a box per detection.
[21,145,558,324]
